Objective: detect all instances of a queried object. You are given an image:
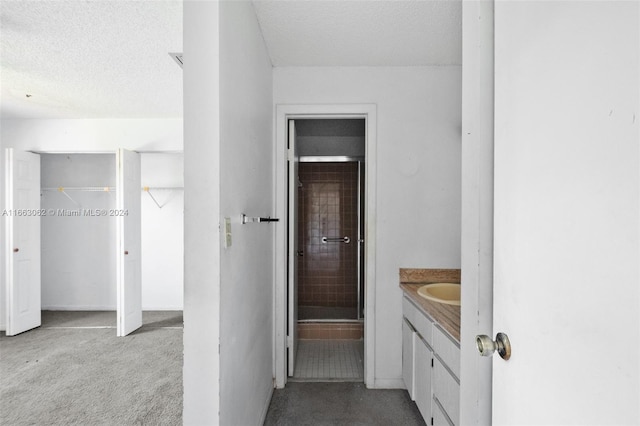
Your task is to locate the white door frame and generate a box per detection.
[274,104,377,388]
[286,120,299,376]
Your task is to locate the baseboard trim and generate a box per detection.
[142,307,183,311]
[372,378,405,389]
[42,306,116,311]
[41,307,183,311]
[259,382,275,425]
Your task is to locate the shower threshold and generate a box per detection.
[298,305,362,321]
[297,321,364,340]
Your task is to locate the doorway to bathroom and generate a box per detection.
[291,119,365,382]
[274,104,377,388]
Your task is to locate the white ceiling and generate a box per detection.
[252,0,462,67]
[0,1,183,119]
[0,1,461,120]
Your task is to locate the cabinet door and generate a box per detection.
[414,335,433,421]
[402,318,416,399]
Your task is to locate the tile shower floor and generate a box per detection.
[292,339,364,382]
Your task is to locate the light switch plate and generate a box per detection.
[224,217,232,248]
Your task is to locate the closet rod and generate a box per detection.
[141,186,184,190]
[41,186,115,192]
[142,186,183,209]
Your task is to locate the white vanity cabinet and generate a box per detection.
[432,325,460,425]
[414,333,434,419]
[402,319,416,399]
[402,297,434,421]
[402,295,460,426]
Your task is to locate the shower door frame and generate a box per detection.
[296,158,364,323]
[273,104,377,388]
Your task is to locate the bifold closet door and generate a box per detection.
[4,149,41,336]
[116,149,142,336]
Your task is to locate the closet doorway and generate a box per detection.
[4,149,142,336]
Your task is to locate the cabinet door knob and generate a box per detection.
[476,333,511,360]
[13,248,19,253]
[124,250,129,255]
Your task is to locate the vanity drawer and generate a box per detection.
[433,324,460,379]
[433,397,454,426]
[433,357,460,425]
[402,296,433,345]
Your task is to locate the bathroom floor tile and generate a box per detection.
[291,339,364,381]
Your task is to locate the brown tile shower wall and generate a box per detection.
[298,162,358,308]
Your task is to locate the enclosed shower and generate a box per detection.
[294,119,365,323]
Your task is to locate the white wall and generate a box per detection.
[36,152,183,311]
[182,0,221,422]
[219,2,274,423]
[0,118,182,152]
[274,67,462,384]
[141,153,183,310]
[40,154,117,309]
[184,1,274,423]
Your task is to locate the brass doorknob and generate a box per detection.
[476,332,511,360]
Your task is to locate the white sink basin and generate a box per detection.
[417,283,461,306]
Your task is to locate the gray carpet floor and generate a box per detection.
[0,311,182,426]
[263,382,426,426]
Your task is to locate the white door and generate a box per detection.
[492,2,639,424]
[4,149,41,336]
[116,149,142,336]
[287,120,299,376]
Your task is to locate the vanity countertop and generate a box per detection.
[399,268,461,342]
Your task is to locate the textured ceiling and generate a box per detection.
[0,1,182,119]
[252,0,462,67]
[0,1,461,119]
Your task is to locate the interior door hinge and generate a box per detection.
[431,358,434,368]
[287,335,292,348]
[287,148,294,162]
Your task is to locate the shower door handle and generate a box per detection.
[321,236,351,244]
